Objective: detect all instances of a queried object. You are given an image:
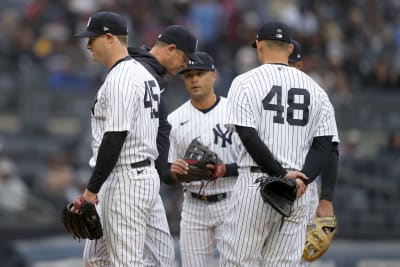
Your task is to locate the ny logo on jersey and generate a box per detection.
[213,123,233,147]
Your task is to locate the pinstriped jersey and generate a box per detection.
[168,97,242,194]
[89,58,160,167]
[226,64,337,171]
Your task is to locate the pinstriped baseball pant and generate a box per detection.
[219,169,311,267]
[83,165,174,267]
[179,191,233,267]
[299,179,319,267]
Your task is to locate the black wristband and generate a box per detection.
[224,163,239,177]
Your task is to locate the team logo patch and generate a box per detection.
[213,123,233,147]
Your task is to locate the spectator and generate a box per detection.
[41,150,78,210]
[0,157,29,217]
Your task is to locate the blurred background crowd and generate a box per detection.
[0,0,400,266]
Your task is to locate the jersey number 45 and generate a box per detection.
[144,80,159,119]
[263,85,310,126]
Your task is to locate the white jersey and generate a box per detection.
[84,57,174,266]
[168,97,242,194]
[89,58,160,167]
[226,64,337,171]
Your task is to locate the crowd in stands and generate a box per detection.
[0,0,400,239]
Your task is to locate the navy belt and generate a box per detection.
[190,192,227,203]
[130,158,151,169]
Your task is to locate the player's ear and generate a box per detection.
[288,43,294,56]
[297,61,303,70]
[210,70,217,81]
[166,43,177,55]
[104,33,114,45]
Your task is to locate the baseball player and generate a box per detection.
[128,25,201,185]
[289,39,340,266]
[289,39,340,219]
[73,11,174,266]
[219,21,338,266]
[168,52,241,266]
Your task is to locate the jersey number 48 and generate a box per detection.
[263,85,310,126]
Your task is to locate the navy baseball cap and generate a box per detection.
[74,11,128,38]
[289,39,303,62]
[179,51,215,74]
[251,21,292,48]
[158,25,201,63]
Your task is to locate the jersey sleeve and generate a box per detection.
[104,71,138,132]
[314,94,338,138]
[226,78,256,129]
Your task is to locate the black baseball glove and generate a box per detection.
[255,175,297,217]
[177,139,223,182]
[61,197,103,240]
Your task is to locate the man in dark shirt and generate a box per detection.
[129,25,200,184]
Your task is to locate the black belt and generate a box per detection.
[130,158,151,169]
[190,192,227,203]
[250,166,298,173]
[250,166,266,173]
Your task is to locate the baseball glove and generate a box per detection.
[177,139,223,182]
[255,175,297,217]
[61,196,103,240]
[303,216,337,261]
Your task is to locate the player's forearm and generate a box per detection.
[87,131,127,193]
[320,142,339,201]
[235,125,286,176]
[301,136,332,185]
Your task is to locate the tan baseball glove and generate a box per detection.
[303,216,337,261]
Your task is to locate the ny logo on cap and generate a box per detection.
[188,60,195,65]
[276,28,283,39]
[104,26,109,31]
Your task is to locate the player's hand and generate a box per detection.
[316,200,334,217]
[83,189,99,205]
[69,196,84,214]
[294,178,307,198]
[170,159,189,179]
[284,171,308,198]
[284,170,308,181]
[206,163,226,178]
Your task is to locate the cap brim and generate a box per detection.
[179,66,214,75]
[186,53,203,64]
[74,31,100,38]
